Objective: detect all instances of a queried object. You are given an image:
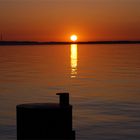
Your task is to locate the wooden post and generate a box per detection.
[16,93,75,140]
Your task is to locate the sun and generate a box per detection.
[70,35,77,42]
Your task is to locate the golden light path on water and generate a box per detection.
[70,44,78,78]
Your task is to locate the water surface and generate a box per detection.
[0,44,140,140]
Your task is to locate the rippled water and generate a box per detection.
[0,44,140,140]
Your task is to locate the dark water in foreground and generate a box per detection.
[0,44,140,140]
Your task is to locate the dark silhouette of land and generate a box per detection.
[0,40,140,46]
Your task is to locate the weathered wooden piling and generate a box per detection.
[16,93,75,140]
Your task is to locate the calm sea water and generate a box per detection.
[0,44,140,140]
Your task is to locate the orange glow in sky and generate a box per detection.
[0,0,140,41]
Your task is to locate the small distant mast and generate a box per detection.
[0,33,3,41]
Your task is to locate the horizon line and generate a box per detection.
[0,40,140,46]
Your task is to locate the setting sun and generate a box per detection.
[70,35,77,42]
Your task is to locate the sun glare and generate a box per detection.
[70,35,77,42]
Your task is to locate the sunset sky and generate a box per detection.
[0,0,140,41]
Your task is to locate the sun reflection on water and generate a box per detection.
[70,44,78,78]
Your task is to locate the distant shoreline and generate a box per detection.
[0,41,140,46]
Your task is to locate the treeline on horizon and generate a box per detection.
[0,40,140,46]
